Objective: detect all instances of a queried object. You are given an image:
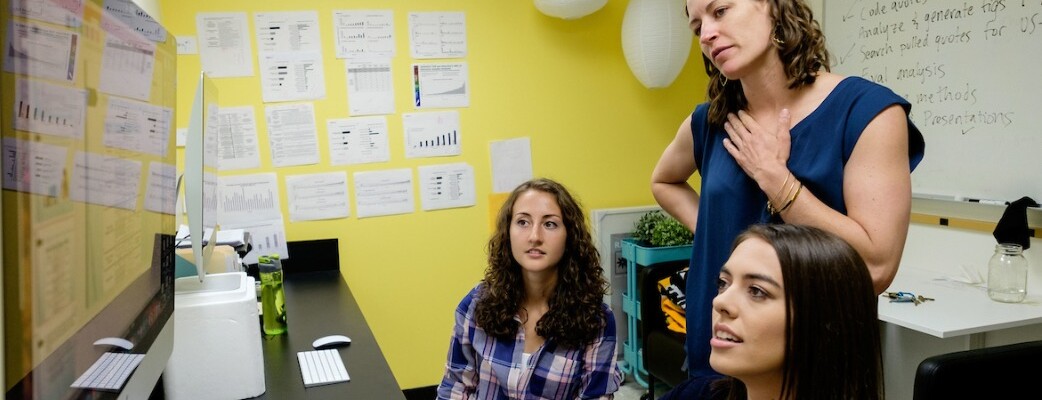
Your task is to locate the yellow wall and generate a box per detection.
[160,0,707,389]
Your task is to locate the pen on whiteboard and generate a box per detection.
[912,193,957,201]
[957,197,1009,206]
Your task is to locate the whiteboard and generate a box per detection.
[823,1,1042,203]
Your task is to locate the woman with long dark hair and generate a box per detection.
[437,178,621,399]
[662,224,883,399]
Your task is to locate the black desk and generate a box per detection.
[254,270,405,399]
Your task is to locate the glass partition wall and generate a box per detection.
[2,0,177,398]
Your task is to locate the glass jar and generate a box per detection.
[987,243,1028,303]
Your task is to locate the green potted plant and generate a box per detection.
[632,210,693,247]
[624,211,692,265]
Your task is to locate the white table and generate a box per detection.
[877,266,1042,399]
[879,267,1042,338]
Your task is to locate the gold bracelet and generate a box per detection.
[777,182,804,214]
[772,172,791,205]
[767,176,798,215]
[782,177,798,203]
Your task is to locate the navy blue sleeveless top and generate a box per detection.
[684,76,925,377]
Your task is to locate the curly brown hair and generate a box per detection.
[474,178,608,349]
[703,0,831,127]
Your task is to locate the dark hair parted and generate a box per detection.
[703,0,831,127]
[725,224,883,400]
[474,178,608,349]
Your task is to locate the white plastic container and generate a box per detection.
[164,272,265,399]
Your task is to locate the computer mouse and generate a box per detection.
[93,337,134,351]
[312,335,351,349]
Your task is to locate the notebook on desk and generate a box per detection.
[297,349,350,387]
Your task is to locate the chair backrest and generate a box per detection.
[913,339,1042,399]
[282,238,339,275]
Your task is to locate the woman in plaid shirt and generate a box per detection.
[437,178,623,399]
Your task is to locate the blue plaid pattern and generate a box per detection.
[437,285,622,399]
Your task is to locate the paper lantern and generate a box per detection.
[621,0,693,88]
[534,0,608,20]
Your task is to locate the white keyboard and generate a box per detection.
[70,352,145,392]
[297,349,350,387]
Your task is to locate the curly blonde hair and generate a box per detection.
[704,0,831,127]
[474,178,608,349]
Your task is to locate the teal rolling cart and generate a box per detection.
[619,238,691,388]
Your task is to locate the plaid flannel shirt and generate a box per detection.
[437,284,622,400]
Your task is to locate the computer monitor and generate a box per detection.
[2,0,176,398]
[183,71,220,281]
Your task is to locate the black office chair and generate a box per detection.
[246,238,339,281]
[913,339,1042,399]
[281,238,340,274]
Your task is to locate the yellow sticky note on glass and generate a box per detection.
[488,193,509,232]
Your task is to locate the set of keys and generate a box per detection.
[883,291,934,305]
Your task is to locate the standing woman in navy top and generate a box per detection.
[650,0,925,381]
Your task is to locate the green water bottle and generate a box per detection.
[258,255,287,335]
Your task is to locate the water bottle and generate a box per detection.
[988,243,1028,303]
[271,253,283,274]
[258,255,288,335]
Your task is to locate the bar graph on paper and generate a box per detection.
[222,219,289,265]
[418,162,475,211]
[402,110,460,158]
[416,130,457,147]
[327,116,390,165]
[218,173,283,224]
[14,78,87,139]
[333,9,394,58]
[222,186,275,213]
[102,97,173,157]
[202,173,220,229]
[252,228,283,257]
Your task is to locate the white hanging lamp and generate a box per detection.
[621,0,693,88]
[534,0,608,20]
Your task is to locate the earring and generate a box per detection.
[772,35,784,46]
[720,77,728,87]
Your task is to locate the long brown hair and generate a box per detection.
[704,0,831,127]
[722,224,883,400]
[474,178,608,349]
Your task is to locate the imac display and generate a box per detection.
[2,0,177,398]
[183,72,220,281]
